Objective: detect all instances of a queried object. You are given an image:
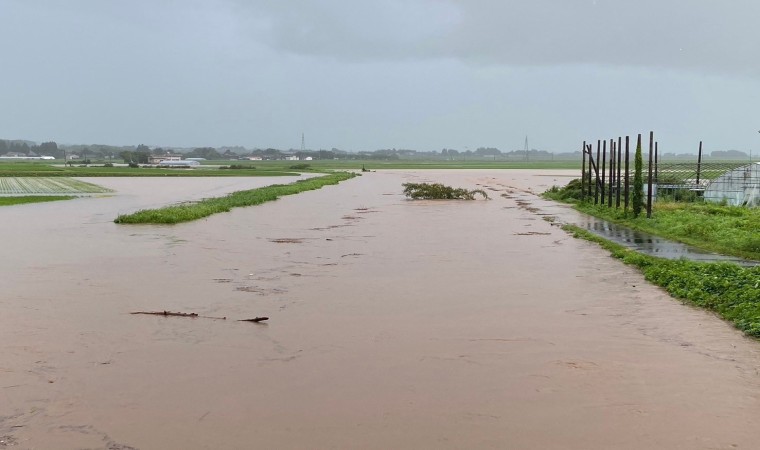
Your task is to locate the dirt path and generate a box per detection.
[1,170,759,449]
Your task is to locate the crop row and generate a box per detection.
[0,177,112,194]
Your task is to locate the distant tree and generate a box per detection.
[475,147,501,156]
[136,144,151,153]
[186,147,222,159]
[632,135,644,217]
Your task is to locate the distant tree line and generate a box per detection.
[18,138,756,162]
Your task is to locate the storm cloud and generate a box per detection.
[1,0,758,152]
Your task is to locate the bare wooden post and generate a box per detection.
[601,140,607,205]
[608,139,614,207]
[696,141,703,185]
[646,131,654,218]
[587,144,593,198]
[581,141,586,201]
[654,142,659,183]
[595,140,601,204]
[624,136,630,212]
[616,136,622,208]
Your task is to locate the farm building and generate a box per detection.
[157,160,200,168]
[704,163,760,207]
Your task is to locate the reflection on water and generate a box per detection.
[576,216,757,266]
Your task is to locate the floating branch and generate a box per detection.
[402,183,489,200]
[238,317,269,323]
[130,311,227,320]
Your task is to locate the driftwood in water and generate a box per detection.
[130,311,227,320]
[238,317,269,323]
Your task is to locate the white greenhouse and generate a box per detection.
[703,163,760,207]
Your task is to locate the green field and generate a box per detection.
[0,195,76,206]
[0,162,298,177]
[0,177,112,194]
[0,160,580,177]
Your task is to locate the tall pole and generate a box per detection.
[601,140,606,205]
[646,131,654,218]
[655,142,659,183]
[616,136,622,208]
[587,144,593,198]
[595,140,600,204]
[608,139,614,207]
[581,141,587,201]
[624,136,630,212]
[696,141,703,185]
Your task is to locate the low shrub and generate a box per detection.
[402,183,489,200]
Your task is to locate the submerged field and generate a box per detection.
[3,170,760,449]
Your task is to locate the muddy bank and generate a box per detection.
[2,170,759,449]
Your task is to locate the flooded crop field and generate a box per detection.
[2,170,760,449]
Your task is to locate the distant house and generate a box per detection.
[283,155,298,161]
[149,154,183,164]
[245,156,263,161]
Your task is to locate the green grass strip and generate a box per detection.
[563,224,760,337]
[114,172,357,224]
[0,196,76,206]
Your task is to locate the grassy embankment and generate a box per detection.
[564,225,760,337]
[544,180,760,261]
[115,172,357,224]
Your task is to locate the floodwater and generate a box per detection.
[2,170,760,450]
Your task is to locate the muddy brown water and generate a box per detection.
[2,170,760,450]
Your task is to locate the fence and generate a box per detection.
[579,133,757,217]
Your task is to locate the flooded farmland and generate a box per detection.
[2,170,760,450]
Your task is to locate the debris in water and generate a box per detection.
[238,317,269,323]
[130,311,227,320]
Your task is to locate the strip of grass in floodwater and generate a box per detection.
[0,195,75,206]
[563,224,760,337]
[114,172,357,224]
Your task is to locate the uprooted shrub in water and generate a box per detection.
[402,182,489,200]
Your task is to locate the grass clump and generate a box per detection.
[114,172,357,224]
[0,195,76,206]
[402,182,489,200]
[564,225,760,337]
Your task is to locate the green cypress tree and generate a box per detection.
[632,134,643,217]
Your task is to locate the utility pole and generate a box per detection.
[524,135,529,162]
[301,133,305,152]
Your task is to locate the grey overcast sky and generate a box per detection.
[1,0,759,153]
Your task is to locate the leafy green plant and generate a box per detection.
[402,182,489,200]
[632,135,644,217]
[544,178,584,202]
